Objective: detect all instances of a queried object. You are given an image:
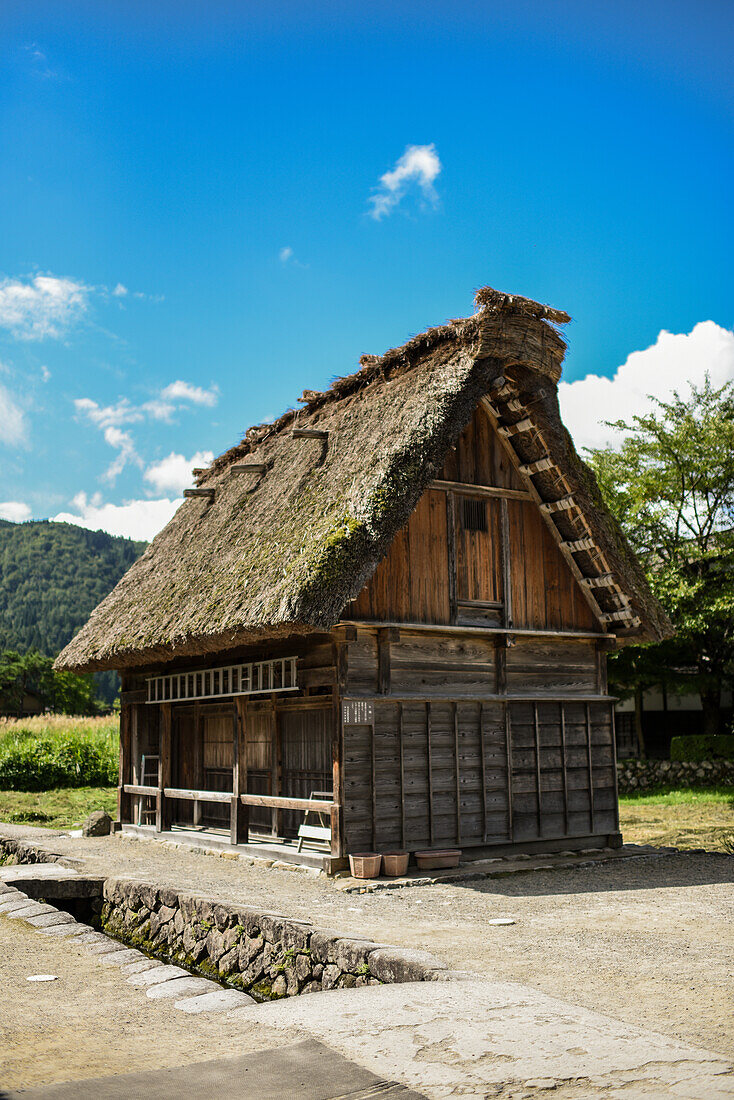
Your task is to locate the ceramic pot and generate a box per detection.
[381,851,410,877]
[349,852,382,879]
[413,849,461,870]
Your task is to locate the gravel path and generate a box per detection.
[4,825,734,1059]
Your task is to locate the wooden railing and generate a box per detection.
[124,784,338,855]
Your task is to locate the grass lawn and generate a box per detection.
[619,786,734,852]
[0,787,117,829]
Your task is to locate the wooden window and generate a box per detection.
[461,497,488,533]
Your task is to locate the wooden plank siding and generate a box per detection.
[346,404,599,633]
[342,696,617,854]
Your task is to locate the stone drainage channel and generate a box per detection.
[0,838,463,1015]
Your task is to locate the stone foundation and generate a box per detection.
[100,877,449,999]
[617,758,734,793]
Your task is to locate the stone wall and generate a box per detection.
[100,877,451,999]
[617,758,734,793]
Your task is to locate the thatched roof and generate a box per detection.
[57,286,671,673]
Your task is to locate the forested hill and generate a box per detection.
[0,520,146,656]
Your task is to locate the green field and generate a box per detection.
[619,786,734,852]
[0,786,117,829]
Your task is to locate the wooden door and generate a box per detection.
[279,704,333,838]
[201,710,234,828]
[455,495,503,625]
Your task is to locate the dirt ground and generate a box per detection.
[0,914,290,1090]
[3,824,733,1060]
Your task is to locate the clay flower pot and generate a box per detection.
[413,849,461,870]
[381,851,410,877]
[349,853,382,879]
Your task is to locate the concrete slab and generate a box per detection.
[24,912,76,929]
[244,980,734,1098]
[0,863,79,881]
[97,949,149,967]
[145,976,220,1000]
[120,958,162,976]
[5,902,55,920]
[126,964,189,986]
[175,988,257,1013]
[4,1039,425,1099]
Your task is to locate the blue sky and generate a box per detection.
[1,1,732,539]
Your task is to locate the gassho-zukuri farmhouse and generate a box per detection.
[57,286,672,873]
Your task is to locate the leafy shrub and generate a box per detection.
[669,734,734,763]
[0,722,119,791]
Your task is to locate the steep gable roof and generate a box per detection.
[57,287,672,673]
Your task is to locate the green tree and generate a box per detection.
[0,650,100,716]
[587,376,734,742]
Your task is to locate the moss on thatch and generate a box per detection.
[56,287,670,674]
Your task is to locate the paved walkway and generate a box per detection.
[2,823,732,1056]
[1,872,732,1098]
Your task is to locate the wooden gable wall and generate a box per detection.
[346,404,598,633]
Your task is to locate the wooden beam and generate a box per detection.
[164,787,233,803]
[431,479,531,502]
[497,417,535,438]
[231,463,266,474]
[456,597,504,610]
[518,457,554,475]
[239,793,334,811]
[539,494,577,514]
[331,713,344,859]
[123,784,158,797]
[370,714,377,852]
[183,488,215,499]
[292,428,329,440]
[479,396,609,633]
[340,619,609,641]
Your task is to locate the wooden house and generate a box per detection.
[57,286,671,871]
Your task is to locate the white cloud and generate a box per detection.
[112,283,128,297]
[144,450,214,496]
[0,501,31,523]
[559,321,734,451]
[0,382,28,447]
[279,247,293,263]
[41,365,51,382]
[160,380,218,407]
[0,274,90,340]
[54,492,179,542]
[369,144,442,220]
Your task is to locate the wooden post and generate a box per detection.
[370,717,377,852]
[586,702,595,833]
[377,628,391,695]
[533,702,542,837]
[446,491,458,624]
[559,701,569,834]
[504,701,514,841]
[426,701,434,846]
[230,699,249,845]
[270,696,282,838]
[156,703,172,833]
[478,702,488,843]
[193,703,203,827]
[500,497,513,629]
[398,703,406,849]
[117,700,132,825]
